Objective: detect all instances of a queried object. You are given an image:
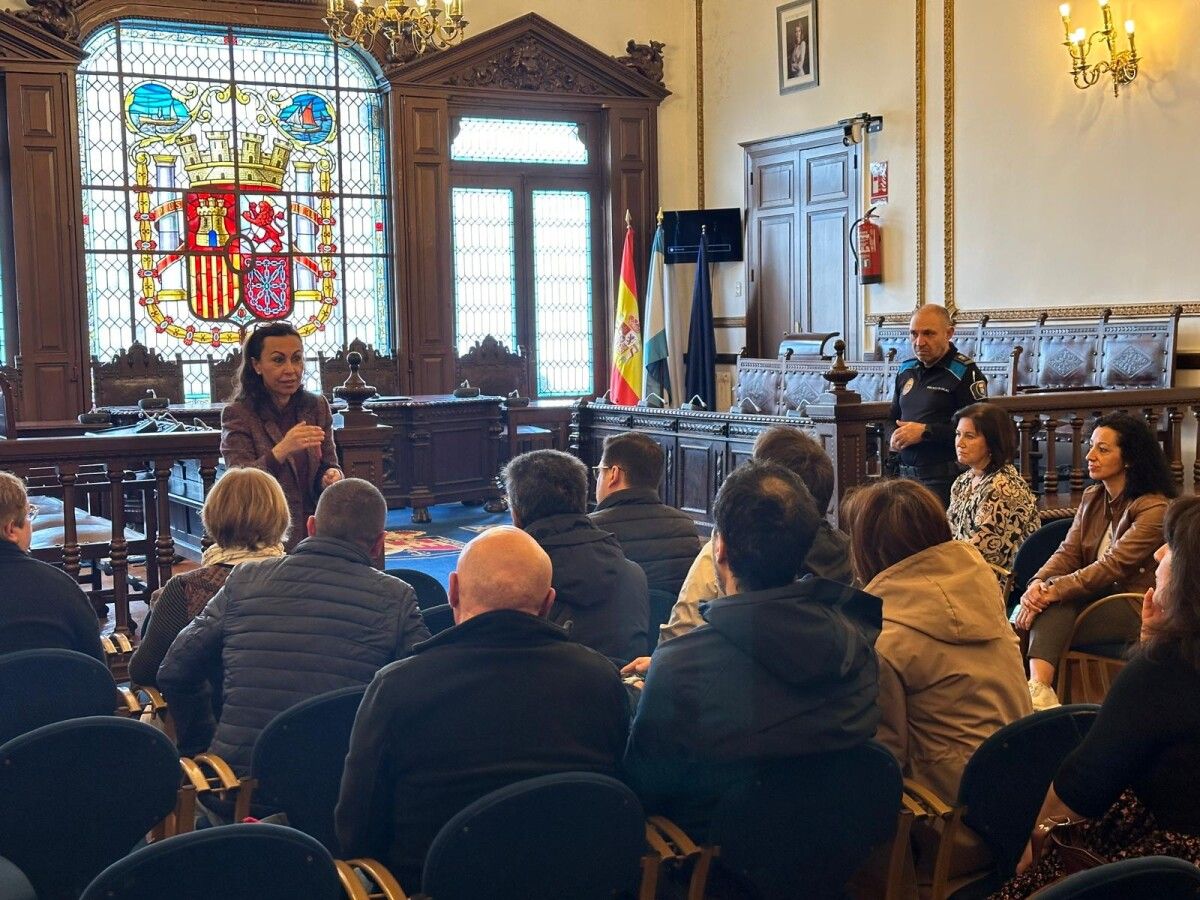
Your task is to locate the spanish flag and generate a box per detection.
[608,219,642,405]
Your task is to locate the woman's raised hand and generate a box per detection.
[273,422,327,462]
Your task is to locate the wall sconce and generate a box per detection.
[1058,1,1139,97]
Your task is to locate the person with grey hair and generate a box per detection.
[504,449,649,663]
[160,478,429,782]
[336,526,629,890]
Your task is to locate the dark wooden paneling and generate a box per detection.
[400,96,454,394]
[5,71,87,419]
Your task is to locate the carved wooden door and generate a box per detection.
[744,125,862,358]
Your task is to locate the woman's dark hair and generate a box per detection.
[1094,411,1178,500]
[841,478,952,585]
[954,402,1015,475]
[231,322,305,406]
[1140,495,1200,673]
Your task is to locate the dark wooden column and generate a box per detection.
[397,94,454,394]
[0,14,88,420]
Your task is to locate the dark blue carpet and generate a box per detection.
[383,502,510,588]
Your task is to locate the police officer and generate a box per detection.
[889,304,987,507]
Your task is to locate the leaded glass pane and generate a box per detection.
[531,190,592,397]
[452,188,517,354]
[451,118,588,166]
[78,20,392,393]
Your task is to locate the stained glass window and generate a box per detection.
[449,116,598,398]
[451,118,588,166]
[78,21,391,403]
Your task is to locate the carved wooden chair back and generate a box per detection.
[319,338,400,398]
[209,348,243,404]
[455,335,530,398]
[92,343,184,408]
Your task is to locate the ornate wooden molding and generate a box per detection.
[392,13,670,100]
[873,301,1200,326]
[14,0,82,43]
[441,35,609,94]
[615,39,665,86]
[714,316,745,329]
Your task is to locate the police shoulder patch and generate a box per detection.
[971,379,988,400]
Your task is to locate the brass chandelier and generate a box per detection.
[325,0,468,59]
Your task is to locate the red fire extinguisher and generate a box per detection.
[850,206,883,285]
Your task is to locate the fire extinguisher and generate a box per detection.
[850,206,883,285]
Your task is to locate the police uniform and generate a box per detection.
[890,342,987,507]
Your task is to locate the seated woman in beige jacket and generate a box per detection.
[843,478,1032,800]
[1015,412,1174,710]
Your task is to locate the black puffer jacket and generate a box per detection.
[524,513,649,664]
[589,488,701,598]
[625,576,881,834]
[158,536,429,775]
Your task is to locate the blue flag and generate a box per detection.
[684,231,716,409]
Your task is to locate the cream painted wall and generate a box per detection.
[701,0,1200,344]
[956,0,1200,311]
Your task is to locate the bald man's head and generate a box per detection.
[448,526,555,624]
[908,304,955,365]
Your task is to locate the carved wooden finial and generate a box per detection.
[822,340,858,393]
[334,349,378,415]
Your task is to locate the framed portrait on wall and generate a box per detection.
[777,0,819,94]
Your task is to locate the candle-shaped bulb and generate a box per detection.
[1072,27,1086,43]
[1125,19,1135,34]
[1098,0,1108,7]
[1059,3,1070,16]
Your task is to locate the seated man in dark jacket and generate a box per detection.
[623,461,881,837]
[159,478,429,777]
[0,471,103,660]
[589,431,701,602]
[505,449,648,663]
[335,526,630,890]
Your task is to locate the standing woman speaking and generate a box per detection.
[221,322,343,550]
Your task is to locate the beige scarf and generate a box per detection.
[200,543,286,567]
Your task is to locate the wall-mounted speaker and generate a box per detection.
[661,208,744,264]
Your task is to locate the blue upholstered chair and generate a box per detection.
[0,716,180,899]
[384,568,448,611]
[691,741,902,900]
[0,648,120,745]
[421,772,646,900]
[80,823,341,900]
[907,704,1100,900]
[1008,517,1072,614]
[249,685,366,853]
[1034,855,1200,899]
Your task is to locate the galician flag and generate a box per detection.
[608,218,642,405]
[641,219,673,405]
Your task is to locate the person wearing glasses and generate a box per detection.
[220,322,344,551]
[0,471,104,660]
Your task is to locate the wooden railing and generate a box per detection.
[805,380,1200,511]
[575,367,1200,528]
[0,430,221,637]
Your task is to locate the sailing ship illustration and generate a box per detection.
[286,98,323,134]
[140,101,180,129]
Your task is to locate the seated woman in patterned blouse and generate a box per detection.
[947,402,1040,575]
